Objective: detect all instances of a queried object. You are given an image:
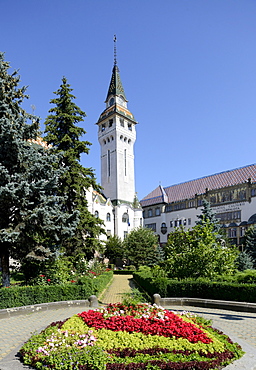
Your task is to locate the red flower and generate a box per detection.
[47,279,51,282]
[78,309,212,344]
[40,274,45,277]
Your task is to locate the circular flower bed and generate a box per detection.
[20,303,244,369]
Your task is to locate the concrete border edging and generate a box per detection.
[153,294,256,313]
[0,296,99,320]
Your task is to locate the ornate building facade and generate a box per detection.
[141,164,256,247]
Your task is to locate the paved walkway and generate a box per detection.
[0,275,256,369]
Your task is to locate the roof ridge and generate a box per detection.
[163,163,256,190]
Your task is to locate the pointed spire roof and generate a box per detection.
[105,64,127,102]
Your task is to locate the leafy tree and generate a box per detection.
[0,54,78,287]
[104,235,124,265]
[123,227,159,269]
[44,77,104,259]
[244,226,256,267]
[165,221,237,280]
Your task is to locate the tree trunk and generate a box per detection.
[0,244,10,287]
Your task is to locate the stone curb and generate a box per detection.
[153,294,256,313]
[0,295,99,320]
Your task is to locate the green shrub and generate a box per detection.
[133,270,256,303]
[0,271,113,309]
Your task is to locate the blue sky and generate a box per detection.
[1,0,256,201]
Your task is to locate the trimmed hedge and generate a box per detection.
[0,271,113,309]
[133,271,256,303]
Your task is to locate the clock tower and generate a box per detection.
[97,57,137,205]
[96,38,142,238]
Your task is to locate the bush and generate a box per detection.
[133,270,256,303]
[0,271,113,309]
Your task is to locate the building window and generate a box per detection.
[94,211,99,218]
[251,188,256,197]
[228,228,237,238]
[145,223,156,232]
[128,123,132,131]
[170,221,173,228]
[155,207,160,216]
[122,212,129,223]
[120,118,124,127]
[179,220,182,226]
[106,213,111,222]
[107,150,111,177]
[161,222,167,234]
[148,209,153,217]
[107,230,111,237]
[109,119,113,127]
[174,220,178,227]
[124,231,128,239]
[239,190,246,200]
[101,124,105,132]
[188,201,195,208]
[165,205,172,212]
[188,218,191,226]
[124,149,127,176]
[183,219,187,226]
[197,199,203,206]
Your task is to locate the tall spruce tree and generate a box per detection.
[196,199,225,242]
[44,77,104,259]
[244,226,256,267]
[0,54,78,287]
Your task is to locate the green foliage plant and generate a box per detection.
[165,221,238,280]
[123,227,159,269]
[0,54,78,287]
[44,77,105,260]
[20,304,244,369]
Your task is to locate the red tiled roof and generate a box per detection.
[141,164,256,206]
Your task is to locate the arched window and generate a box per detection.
[94,211,99,218]
[122,212,129,223]
[106,213,111,222]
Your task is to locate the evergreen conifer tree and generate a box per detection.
[244,226,256,267]
[44,77,104,259]
[0,54,78,287]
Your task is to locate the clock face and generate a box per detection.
[109,97,115,106]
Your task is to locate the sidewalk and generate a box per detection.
[0,274,256,370]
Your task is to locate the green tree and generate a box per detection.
[44,77,104,259]
[0,54,78,287]
[236,250,254,271]
[244,226,256,267]
[123,227,159,269]
[104,235,124,265]
[196,199,223,238]
[165,221,237,280]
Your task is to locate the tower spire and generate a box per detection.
[114,34,117,66]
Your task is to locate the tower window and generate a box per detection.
[122,213,129,223]
[128,123,132,131]
[124,149,127,176]
[101,124,105,132]
[107,150,110,177]
[120,118,124,127]
[109,119,113,127]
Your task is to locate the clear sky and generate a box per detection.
[1,0,256,201]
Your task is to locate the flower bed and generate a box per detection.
[20,303,244,370]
